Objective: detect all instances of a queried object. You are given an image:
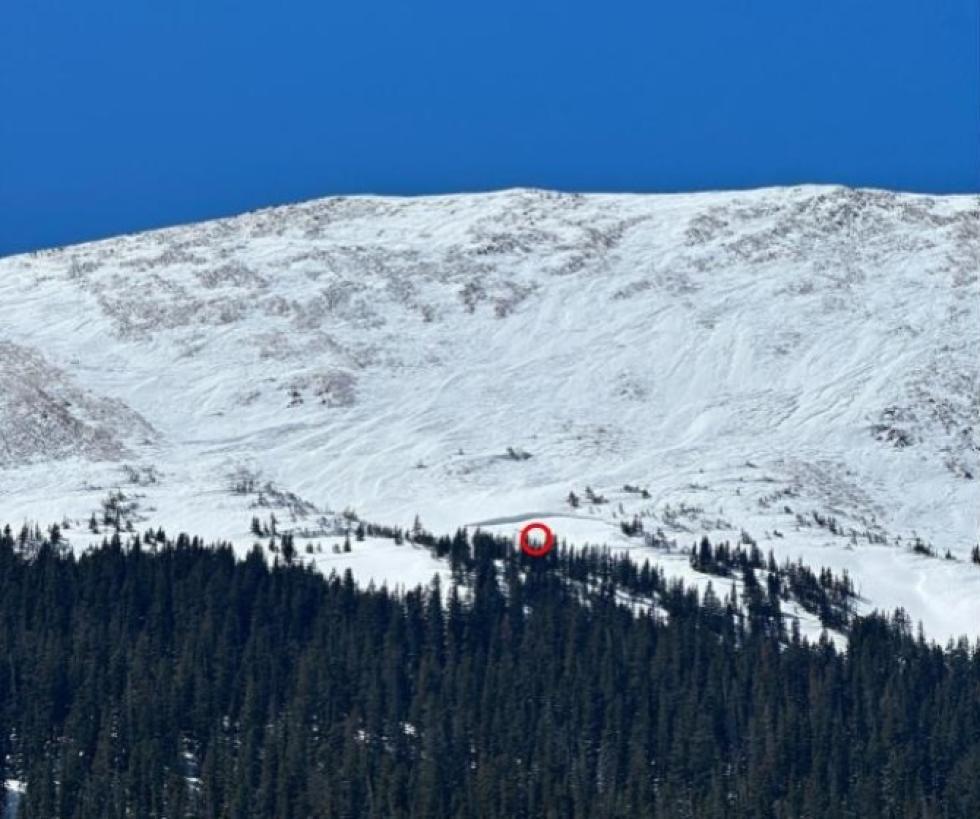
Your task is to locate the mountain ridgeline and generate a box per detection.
[1,525,979,818]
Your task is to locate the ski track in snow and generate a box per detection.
[0,185,977,641]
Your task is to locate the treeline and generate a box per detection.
[0,525,979,817]
[354,521,857,635]
[689,536,856,632]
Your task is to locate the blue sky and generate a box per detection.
[1,0,977,255]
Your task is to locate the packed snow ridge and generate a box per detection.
[0,185,977,640]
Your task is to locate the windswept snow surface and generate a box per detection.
[0,186,977,640]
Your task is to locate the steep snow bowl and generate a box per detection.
[0,185,977,641]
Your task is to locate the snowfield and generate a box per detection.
[0,185,977,640]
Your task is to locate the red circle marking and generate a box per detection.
[519,522,555,557]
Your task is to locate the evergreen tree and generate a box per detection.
[0,523,976,817]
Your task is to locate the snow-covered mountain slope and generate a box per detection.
[1,185,977,639]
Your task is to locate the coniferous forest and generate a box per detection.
[1,524,979,818]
